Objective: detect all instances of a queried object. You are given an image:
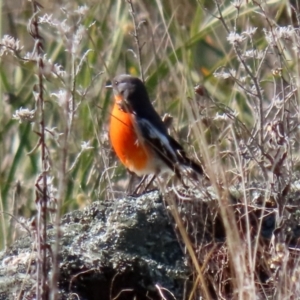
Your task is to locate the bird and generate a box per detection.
[107,74,203,186]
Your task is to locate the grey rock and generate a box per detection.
[0,191,188,300]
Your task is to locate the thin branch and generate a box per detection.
[127,0,145,81]
[29,1,49,299]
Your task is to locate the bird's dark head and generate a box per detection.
[111,74,149,106]
[108,74,168,135]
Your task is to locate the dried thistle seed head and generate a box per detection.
[12,108,36,123]
[227,32,246,45]
[0,35,23,56]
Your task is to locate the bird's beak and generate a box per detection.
[105,81,112,89]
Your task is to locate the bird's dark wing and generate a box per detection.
[134,115,203,180]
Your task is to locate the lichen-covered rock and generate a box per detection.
[0,191,188,300]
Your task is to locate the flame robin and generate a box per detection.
[107,74,203,183]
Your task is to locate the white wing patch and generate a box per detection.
[128,113,203,179]
[133,116,177,159]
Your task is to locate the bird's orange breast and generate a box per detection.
[109,102,151,175]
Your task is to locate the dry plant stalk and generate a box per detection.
[28,1,49,299]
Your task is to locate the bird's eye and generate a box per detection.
[114,80,119,86]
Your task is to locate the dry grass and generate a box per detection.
[1,0,300,298]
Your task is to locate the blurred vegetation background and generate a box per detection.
[0,0,296,248]
[3,0,300,298]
